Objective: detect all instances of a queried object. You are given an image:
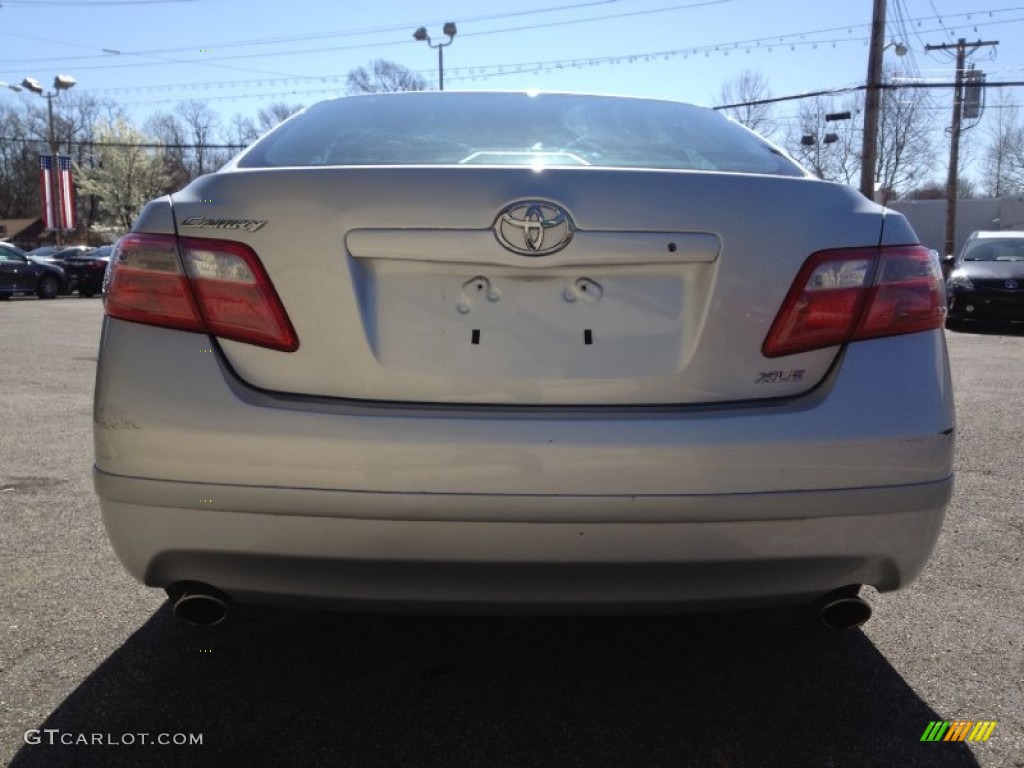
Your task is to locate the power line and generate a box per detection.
[714,79,1024,110]
[1,0,200,4]
[58,12,1023,102]
[7,2,1022,78]
[0,0,734,70]
[0,0,626,66]
[0,0,636,84]
[891,0,921,78]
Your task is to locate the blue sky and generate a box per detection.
[1,0,1022,139]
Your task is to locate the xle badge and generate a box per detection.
[757,370,805,383]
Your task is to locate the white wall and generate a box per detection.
[889,196,1024,255]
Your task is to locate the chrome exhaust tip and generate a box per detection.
[170,583,229,627]
[818,586,872,630]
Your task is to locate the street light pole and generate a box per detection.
[21,74,76,246]
[438,43,445,92]
[413,23,457,91]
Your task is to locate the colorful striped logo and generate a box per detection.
[921,721,997,742]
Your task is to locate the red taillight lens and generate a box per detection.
[763,245,945,358]
[103,234,204,332]
[105,233,298,352]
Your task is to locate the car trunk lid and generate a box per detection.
[164,166,885,405]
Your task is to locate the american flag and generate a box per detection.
[39,155,76,231]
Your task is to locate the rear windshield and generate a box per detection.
[237,92,803,177]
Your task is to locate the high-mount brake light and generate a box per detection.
[763,245,945,358]
[104,233,298,352]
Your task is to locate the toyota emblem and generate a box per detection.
[1005,279,1019,289]
[494,201,574,256]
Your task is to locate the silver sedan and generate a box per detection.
[93,91,953,628]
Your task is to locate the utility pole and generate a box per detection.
[925,38,998,256]
[860,0,887,200]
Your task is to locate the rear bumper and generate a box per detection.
[96,470,951,611]
[93,319,955,610]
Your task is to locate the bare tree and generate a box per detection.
[176,100,226,177]
[0,103,43,218]
[346,60,428,94]
[144,100,234,186]
[981,93,1024,196]
[785,95,860,184]
[257,102,303,132]
[223,102,302,151]
[144,111,190,190]
[225,113,259,148]
[904,177,977,200]
[715,69,776,138]
[784,74,938,200]
[873,80,938,202]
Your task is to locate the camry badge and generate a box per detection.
[181,216,267,233]
[1005,279,1019,289]
[494,201,574,256]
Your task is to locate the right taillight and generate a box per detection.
[104,233,298,352]
[763,245,946,358]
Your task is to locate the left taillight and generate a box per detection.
[104,233,298,352]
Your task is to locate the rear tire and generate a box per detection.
[79,287,96,298]
[36,275,59,299]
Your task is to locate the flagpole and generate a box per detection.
[46,92,64,246]
[21,75,76,245]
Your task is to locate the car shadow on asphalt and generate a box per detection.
[11,606,979,768]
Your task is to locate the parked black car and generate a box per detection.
[946,230,1024,327]
[0,242,69,299]
[26,246,92,294]
[26,244,92,265]
[62,245,113,297]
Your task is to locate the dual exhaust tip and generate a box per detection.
[167,582,872,630]
[170,582,229,627]
[817,586,872,630]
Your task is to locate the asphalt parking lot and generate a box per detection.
[1,297,1021,768]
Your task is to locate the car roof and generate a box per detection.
[969,230,1024,239]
